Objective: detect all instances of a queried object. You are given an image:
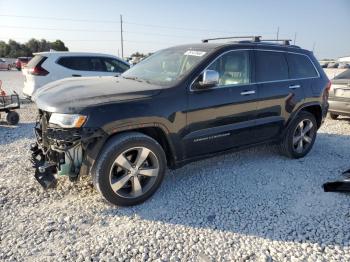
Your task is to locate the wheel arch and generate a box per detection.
[299,104,322,128]
[287,103,323,130]
[103,124,177,168]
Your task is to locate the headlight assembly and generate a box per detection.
[49,113,87,128]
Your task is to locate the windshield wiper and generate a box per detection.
[123,76,138,80]
[123,76,151,84]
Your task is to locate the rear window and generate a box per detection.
[287,53,318,79]
[27,55,46,69]
[255,50,288,82]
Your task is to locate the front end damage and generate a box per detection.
[31,110,105,188]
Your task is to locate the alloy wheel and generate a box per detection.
[292,119,315,154]
[109,147,160,199]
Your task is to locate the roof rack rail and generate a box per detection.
[202,36,261,43]
[202,36,295,46]
[259,39,292,46]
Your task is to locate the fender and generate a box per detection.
[281,101,323,137]
[106,121,178,164]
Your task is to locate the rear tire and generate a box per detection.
[329,113,339,120]
[6,111,20,125]
[280,111,317,159]
[92,132,166,206]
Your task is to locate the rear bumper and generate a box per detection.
[23,81,37,98]
[328,98,350,116]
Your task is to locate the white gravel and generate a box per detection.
[1,85,350,261]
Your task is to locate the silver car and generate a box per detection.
[328,69,350,119]
[0,58,11,70]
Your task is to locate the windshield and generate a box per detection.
[334,69,350,80]
[122,48,209,86]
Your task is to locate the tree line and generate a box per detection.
[0,39,69,58]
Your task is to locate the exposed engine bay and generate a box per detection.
[31,110,104,188]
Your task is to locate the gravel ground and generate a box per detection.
[1,103,350,261]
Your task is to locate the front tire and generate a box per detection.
[280,111,317,159]
[92,132,166,206]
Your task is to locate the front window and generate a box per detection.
[207,50,250,86]
[122,48,209,86]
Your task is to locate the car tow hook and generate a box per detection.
[323,169,350,193]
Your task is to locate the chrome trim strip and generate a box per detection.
[189,48,321,92]
[289,84,301,89]
[240,90,256,95]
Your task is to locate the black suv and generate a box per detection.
[31,37,330,206]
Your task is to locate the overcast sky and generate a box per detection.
[0,0,349,59]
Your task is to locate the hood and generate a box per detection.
[32,76,162,113]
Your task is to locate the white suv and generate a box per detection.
[23,52,130,98]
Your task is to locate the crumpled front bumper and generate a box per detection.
[30,111,106,189]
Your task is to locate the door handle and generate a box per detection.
[240,90,256,96]
[289,84,301,89]
[72,74,81,77]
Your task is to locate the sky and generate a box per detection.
[0,0,349,59]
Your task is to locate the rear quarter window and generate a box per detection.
[102,57,130,73]
[287,53,318,79]
[27,55,46,69]
[255,50,288,82]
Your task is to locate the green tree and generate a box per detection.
[0,38,69,58]
[50,40,69,51]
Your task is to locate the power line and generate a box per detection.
[0,25,274,40]
[0,14,120,24]
[0,14,274,35]
[0,36,173,45]
[0,25,119,33]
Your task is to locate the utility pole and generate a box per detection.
[312,42,316,53]
[120,15,124,59]
[293,32,297,45]
[276,27,279,40]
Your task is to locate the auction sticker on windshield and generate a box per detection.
[184,50,206,57]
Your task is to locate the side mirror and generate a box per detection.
[197,69,219,89]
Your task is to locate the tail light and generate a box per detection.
[28,56,49,76]
[29,65,49,76]
[323,80,331,101]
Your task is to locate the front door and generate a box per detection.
[184,50,258,158]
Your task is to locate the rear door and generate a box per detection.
[185,49,258,158]
[253,50,305,142]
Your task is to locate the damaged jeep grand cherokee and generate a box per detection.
[31,37,330,206]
